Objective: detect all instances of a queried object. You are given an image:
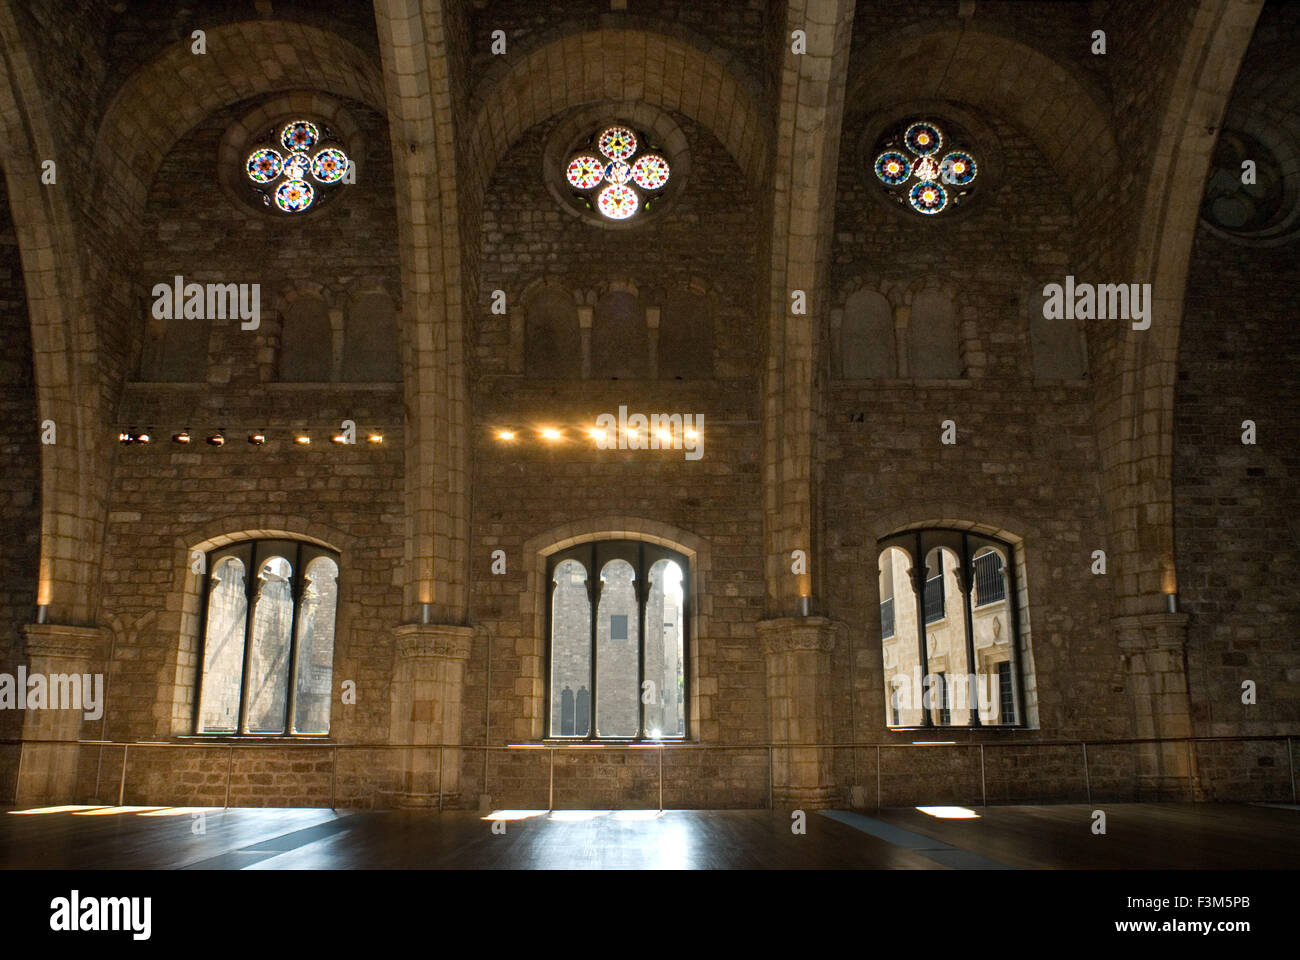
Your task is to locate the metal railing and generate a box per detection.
[2,734,1295,812]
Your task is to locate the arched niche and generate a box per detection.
[841,288,895,379]
[909,289,961,379]
[278,296,332,382]
[593,289,646,380]
[659,288,713,379]
[343,289,399,381]
[525,286,580,379]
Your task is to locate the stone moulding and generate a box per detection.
[21,623,111,661]
[756,616,842,655]
[393,623,473,661]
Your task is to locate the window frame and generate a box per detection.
[193,538,340,738]
[544,540,690,742]
[877,528,1026,730]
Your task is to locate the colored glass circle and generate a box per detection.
[597,183,639,219]
[874,151,911,186]
[281,120,320,153]
[311,148,350,184]
[247,148,283,183]
[908,180,948,214]
[283,154,310,181]
[905,121,943,156]
[631,154,671,190]
[597,125,638,161]
[939,151,977,185]
[567,155,605,190]
[605,160,632,185]
[275,178,315,212]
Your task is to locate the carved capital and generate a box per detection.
[21,624,110,662]
[757,617,842,656]
[393,623,473,661]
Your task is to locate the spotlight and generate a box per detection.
[655,429,672,443]
[590,427,607,442]
[332,433,348,444]
[541,428,562,441]
[137,432,151,444]
[205,433,225,447]
[497,430,516,441]
[295,433,311,445]
[248,431,266,445]
[367,433,383,444]
[626,427,639,441]
[685,428,699,441]
[117,432,132,445]
[172,431,191,444]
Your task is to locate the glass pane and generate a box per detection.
[879,547,921,727]
[550,559,591,737]
[246,556,294,733]
[643,559,685,737]
[924,547,970,726]
[198,557,248,733]
[293,556,338,734]
[596,559,639,737]
[970,546,1017,724]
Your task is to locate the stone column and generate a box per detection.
[759,616,840,808]
[16,624,109,805]
[645,304,660,379]
[391,623,473,808]
[1115,612,1200,799]
[578,305,593,379]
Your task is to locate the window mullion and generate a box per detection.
[959,533,981,727]
[912,532,933,727]
[588,543,599,741]
[236,542,258,735]
[636,542,646,741]
[283,541,304,736]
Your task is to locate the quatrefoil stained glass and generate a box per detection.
[873,120,978,215]
[565,125,670,221]
[245,120,351,214]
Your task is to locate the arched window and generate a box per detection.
[156,312,211,382]
[278,297,333,381]
[841,288,894,378]
[195,539,340,736]
[877,529,1025,728]
[909,289,961,379]
[547,541,688,740]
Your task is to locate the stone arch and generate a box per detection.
[908,288,961,380]
[845,23,1118,214]
[275,287,334,382]
[0,4,107,624]
[520,516,712,741]
[343,285,401,382]
[592,285,646,379]
[92,20,385,236]
[154,515,355,740]
[1102,0,1263,616]
[463,25,770,224]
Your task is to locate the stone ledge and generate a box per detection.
[393,623,473,661]
[21,624,111,661]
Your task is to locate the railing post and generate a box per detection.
[658,744,664,813]
[1284,738,1294,806]
[979,743,986,807]
[118,744,128,806]
[224,745,234,809]
[1082,742,1091,805]
[330,745,338,811]
[438,744,444,813]
[767,745,773,811]
[876,745,881,809]
[548,746,554,813]
[14,741,23,804]
[1185,739,1195,801]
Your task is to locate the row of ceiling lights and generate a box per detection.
[493,426,699,443]
[117,429,384,446]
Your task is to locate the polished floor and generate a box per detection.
[1,803,1296,869]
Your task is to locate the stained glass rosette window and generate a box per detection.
[245,120,351,214]
[873,120,978,215]
[565,124,671,221]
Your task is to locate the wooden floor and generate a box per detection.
[1,803,1295,869]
